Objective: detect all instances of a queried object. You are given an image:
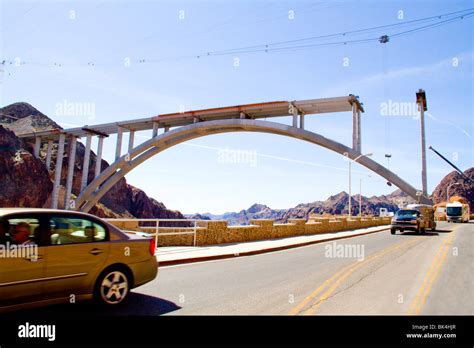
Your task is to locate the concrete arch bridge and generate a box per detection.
[18,95,431,212]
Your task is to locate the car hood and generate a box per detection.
[395,217,417,221]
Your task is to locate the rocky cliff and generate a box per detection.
[430,168,474,210]
[0,102,185,220]
[0,126,52,207]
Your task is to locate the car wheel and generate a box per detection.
[95,268,130,306]
[391,228,396,235]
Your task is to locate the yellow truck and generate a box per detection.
[433,202,447,221]
[390,204,436,235]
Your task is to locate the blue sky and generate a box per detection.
[1,0,473,214]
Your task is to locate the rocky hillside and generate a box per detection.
[279,189,416,221]
[1,102,62,134]
[430,168,474,210]
[0,102,185,220]
[0,126,52,207]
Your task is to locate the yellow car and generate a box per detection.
[0,208,158,313]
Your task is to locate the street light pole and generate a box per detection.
[447,182,461,202]
[347,152,373,218]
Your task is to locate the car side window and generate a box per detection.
[49,216,108,245]
[2,217,40,246]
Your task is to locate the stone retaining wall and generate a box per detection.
[108,216,391,247]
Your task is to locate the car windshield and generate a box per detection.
[396,210,418,217]
[446,207,462,216]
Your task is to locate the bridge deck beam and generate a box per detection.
[17,96,365,141]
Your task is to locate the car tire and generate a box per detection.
[94,267,131,306]
[391,228,396,235]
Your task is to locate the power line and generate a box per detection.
[118,8,474,62]
[208,37,378,56]
[391,11,474,38]
[1,7,473,68]
[184,10,473,58]
[205,7,474,55]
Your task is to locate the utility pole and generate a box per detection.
[416,89,428,196]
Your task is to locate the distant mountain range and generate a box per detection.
[187,190,417,225]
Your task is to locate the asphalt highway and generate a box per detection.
[9,221,472,316]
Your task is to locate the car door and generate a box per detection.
[43,214,110,299]
[0,214,47,308]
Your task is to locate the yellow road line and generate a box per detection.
[288,260,355,315]
[303,238,421,315]
[408,231,456,315]
[289,237,421,315]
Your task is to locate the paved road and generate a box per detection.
[8,221,473,316]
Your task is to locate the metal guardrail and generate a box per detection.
[105,218,198,247]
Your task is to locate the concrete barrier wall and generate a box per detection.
[109,220,139,230]
[126,216,391,247]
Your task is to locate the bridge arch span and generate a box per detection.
[76,119,431,212]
